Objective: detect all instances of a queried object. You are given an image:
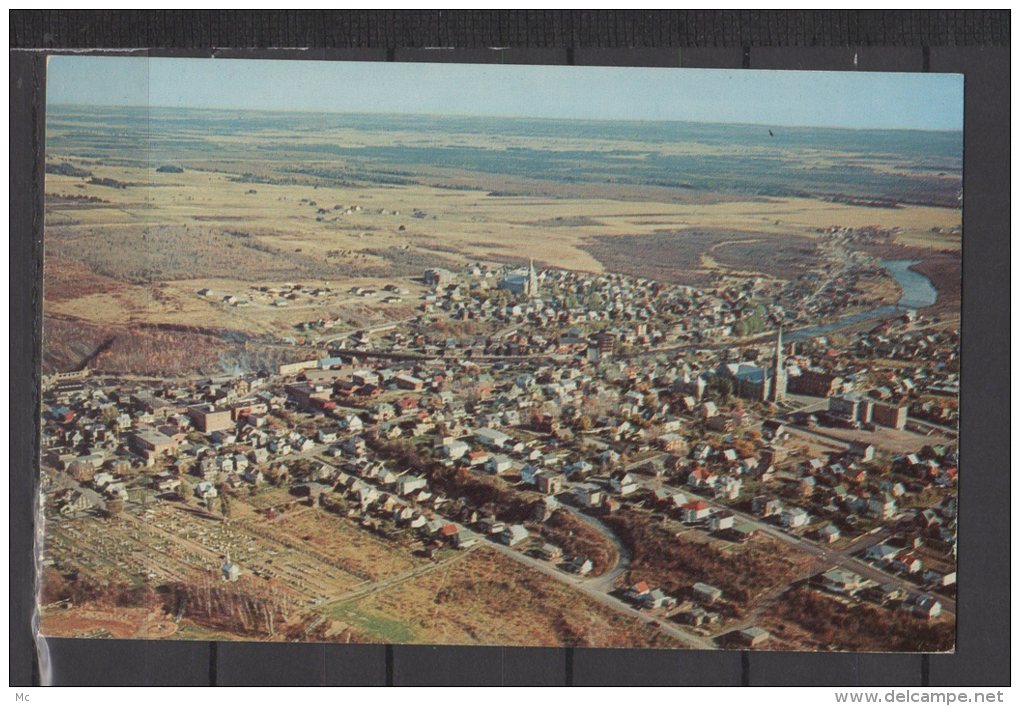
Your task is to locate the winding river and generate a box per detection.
[787,259,938,342]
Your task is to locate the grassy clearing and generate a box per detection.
[331,547,680,647]
[324,603,417,644]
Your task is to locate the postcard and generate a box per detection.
[38,56,960,651]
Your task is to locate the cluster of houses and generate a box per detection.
[773,226,900,326]
[862,520,958,587]
[199,281,348,310]
[42,254,959,640]
[814,565,947,620]
[41,299,957,588]
[623,579,742,633]
[783,323,960,433]
[412,264,789,359]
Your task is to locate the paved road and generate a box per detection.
[303,449,715,649]
[320,315,419,348]
[478,532,715,650]
[556,504,631,594]
[908,417,959,436]
[777,422,851,450]
[313,543,482,611]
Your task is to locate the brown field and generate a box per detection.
[583,229,820,286]
[41,606,178,640]
[267,509,423,583]
[43,143,961,375]
[324,547,682,647]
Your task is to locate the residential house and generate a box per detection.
[891,553,923,575]
[848,440,876,461]
[866,543,902,564]
[501,524,529,546]
[708,511,735,532]
[901,593,943,620]
[868,492,898,520]
[817,524,841,543]
[395,475,428,496]
[692,582,723,604]
[538,543,562,562]
[681,500,712,523]
[536,473,564,496]
[640,588,677,610]
[626,581,651,601]
[818,568,868,595]
[486,454,513,475]
[467,450,490,467]
[780,506,809,528]
[609,470,638,496]
[735,627,771,648]
[752,495,783,518]
[572,483,603,509]
[441,439,470,461]
[453,529,478,549]
[568,557,594,576]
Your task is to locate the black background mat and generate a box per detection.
[10,10,1010,687]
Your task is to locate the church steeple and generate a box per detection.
[527,258,539,298]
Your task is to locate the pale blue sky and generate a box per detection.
[47,55,963,131]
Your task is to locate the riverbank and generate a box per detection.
[864,243,961,317]
[784,256,945,343]
[909,254,961,316]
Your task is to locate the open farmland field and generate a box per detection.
[43,105,961,375]
[47,107,963,208]
[321,547,682,647]
[583,229,822,286]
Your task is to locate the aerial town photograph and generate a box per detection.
[38,56,961,653]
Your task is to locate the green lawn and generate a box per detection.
[324,602,417,643]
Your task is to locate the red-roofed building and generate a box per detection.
[687,467,718,489]
[630,581,651,596]
[682,500,712,523]
[467,450,490,466]
[396,397,419,413]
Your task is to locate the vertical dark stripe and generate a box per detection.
[922,45,931,72]
[564,647,574,686]
[208,642,218,686]
[742,46,751,68]
[741,651,750,686]
[921,654,930,686]
[386,47,395,62]
[385,644,394,685]
[566,46,575,65]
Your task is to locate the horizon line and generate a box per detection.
[46,102,964,134]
